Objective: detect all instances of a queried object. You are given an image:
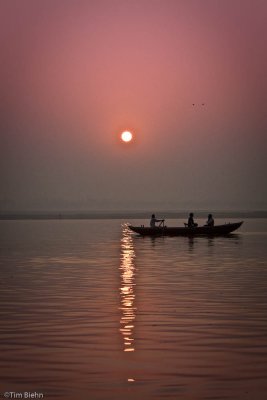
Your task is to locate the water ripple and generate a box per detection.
[0,219,267,399]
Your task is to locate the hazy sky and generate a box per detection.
[1,0,266,212]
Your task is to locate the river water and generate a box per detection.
[0,218,267,399]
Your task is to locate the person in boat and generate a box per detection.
[187,212,198,228]
[206,213,214,227]
[150,214,164,228]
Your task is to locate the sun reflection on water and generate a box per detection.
[119,224,137,352]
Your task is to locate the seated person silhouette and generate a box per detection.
[150,214,164,228]
[187,212,198,228]
[206,214,214,227]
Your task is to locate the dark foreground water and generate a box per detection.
[0,218,267,400]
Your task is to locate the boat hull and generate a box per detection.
[128,222,243,236]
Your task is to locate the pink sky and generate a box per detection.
[1,0,266,211]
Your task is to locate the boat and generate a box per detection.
[128,221,243,236]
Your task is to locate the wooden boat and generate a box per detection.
[128,221,243,236]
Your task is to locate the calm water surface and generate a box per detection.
[0,218,267,399]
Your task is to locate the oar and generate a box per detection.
[159,218,165,229]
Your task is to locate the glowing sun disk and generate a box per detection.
[121,131,133,142]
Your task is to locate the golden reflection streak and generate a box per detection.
[119,224,137,352]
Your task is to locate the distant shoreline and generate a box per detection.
[1,210,267,220]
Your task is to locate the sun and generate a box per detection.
[121,131,133,143]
